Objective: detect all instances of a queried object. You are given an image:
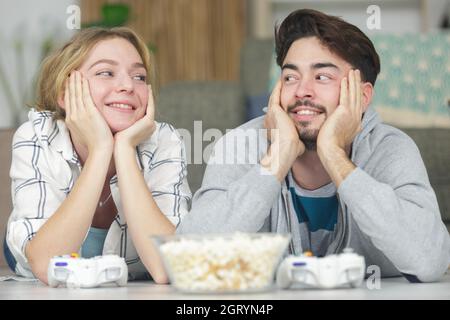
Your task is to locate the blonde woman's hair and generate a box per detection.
[35,27,156,119]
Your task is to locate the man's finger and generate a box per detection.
[355,70,362,116]
[339,76,348,108]
[349,69,356,111]
[268,78,282,110]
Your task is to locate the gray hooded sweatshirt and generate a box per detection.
[177,108,450,282]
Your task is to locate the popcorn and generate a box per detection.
[156,233,290,292]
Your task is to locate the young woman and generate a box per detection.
[4,27,191,284]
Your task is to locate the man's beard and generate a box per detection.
[287,99,327,151]
[298,125,320,151]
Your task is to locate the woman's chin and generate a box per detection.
[108,121,134,134]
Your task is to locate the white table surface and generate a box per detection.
[1,267,449,300]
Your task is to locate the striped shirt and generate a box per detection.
[6,110,191,279]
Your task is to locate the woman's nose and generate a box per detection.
[115,74,134,93]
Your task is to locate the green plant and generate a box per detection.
[82,3,130,28]
[81,3,157,54]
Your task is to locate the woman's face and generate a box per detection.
[76,37,149,133]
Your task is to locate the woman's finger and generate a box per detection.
[64,78,71,117]
[75,71,85,113]
[69,71,77,117]
[82,76,96,111]
[348,69,356,112]
[146,85,155,120]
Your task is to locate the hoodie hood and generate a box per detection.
[353,107,382,147]
[350,107,383,166]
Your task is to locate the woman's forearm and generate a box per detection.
[114,143,174,284]
[25,150,112,283]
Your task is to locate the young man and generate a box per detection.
[178,9,450,282]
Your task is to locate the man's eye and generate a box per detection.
[317,74,331,81]
[284,75,297,82]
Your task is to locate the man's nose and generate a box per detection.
[295,77,315,100]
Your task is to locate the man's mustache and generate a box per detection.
[287,99,327,114]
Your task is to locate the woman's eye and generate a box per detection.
[133,75,147,82]
[96,71,113,77]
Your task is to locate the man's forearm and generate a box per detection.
[260,140,301,182]
[318,144,356,187]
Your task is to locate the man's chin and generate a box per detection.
[298,129,319,151]
[302,140,317,151]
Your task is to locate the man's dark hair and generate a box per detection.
[275,9,380,86]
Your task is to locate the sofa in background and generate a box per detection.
[157,81,245,192]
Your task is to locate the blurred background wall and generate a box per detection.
[250,0,449,37]
[81,0,245,87]
[0,0,76,128]
[0,0,450,128]
[0,0,449,129]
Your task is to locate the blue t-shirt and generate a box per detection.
[81,227,108,258]
[287,172,338,256]
[289,190,338,232]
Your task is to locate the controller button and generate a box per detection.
[293,262,306,267]
[304,251,313,257]
[55,262,68,267]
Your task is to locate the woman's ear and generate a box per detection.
[57,79,68,110]
[361,82,374,112]
[57,94,65,110]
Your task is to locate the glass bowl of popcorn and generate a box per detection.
[152,232,290,293]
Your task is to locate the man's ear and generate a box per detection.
[361,82,374,112]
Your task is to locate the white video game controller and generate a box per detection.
[47,253,128,288]
[276,248,365,289]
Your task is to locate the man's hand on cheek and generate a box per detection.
[315,69,363,187]
[317,69,363,155]
[261,79,305,181]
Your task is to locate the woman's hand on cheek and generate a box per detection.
[64,71,114,154]
[114,85,156,150]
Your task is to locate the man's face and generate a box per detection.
[280,37,353,149]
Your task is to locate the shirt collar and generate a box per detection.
[54,119,80,164]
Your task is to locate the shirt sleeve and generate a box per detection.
[140,123,192,227]
[6,124,69,277]
[337,135,450,282]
